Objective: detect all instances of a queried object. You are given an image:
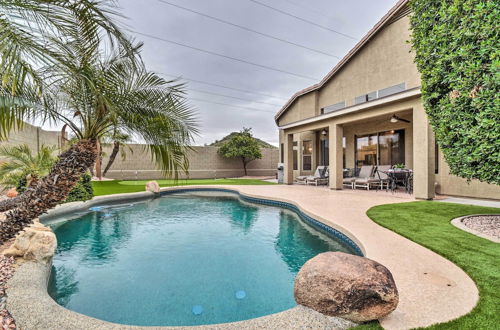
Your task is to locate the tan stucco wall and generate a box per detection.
[317,16,420,112]
[101,145,279,180]
[435,149,500,200]
[279,91,318,125]
[278,15,420,127]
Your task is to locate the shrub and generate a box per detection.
[409,0,500,185]
[15,173,94,203]
[64,173,94,203]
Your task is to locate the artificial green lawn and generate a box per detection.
[92,178,275,196]
[356,201,500,330]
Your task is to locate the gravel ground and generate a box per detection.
[0,241,16,330]
[462,215,500,239]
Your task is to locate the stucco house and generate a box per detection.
[276,0,500,200]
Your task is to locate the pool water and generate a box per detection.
[48,192,357,326]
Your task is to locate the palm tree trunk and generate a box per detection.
[0,176,38,212]
[103,141,120,177]
[95,140,102,180]
[0,197,20,212]
[0,139,97,244]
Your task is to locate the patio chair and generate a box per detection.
[344,165,374,189]
[374,165,392,190]
[306,167,329,186]
[295,166,326,184]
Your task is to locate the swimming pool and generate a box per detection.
[48,190,360,326]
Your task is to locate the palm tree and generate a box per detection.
[0,144,57,189]
[0,144,56,212]
[102,130,133,178]
[0,0,133,139]
[0,4,197,243]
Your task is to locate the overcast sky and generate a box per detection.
[44,0,399,146]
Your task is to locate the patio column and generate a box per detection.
[283,133,294,185]
[413,104,435,199]
[329,123,343,190]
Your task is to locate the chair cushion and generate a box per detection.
[355,177,380,184]
[343,178,355,183]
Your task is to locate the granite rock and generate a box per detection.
[145,181,160,193]
[294,252,398,322]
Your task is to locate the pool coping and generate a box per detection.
[7,186,358,330]
[451,214,500,243]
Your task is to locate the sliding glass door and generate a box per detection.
[355,129,405,168]
[355,134,378,167]
[379,130,405,165]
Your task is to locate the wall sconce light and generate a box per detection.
[321,129,328,136]
[390,115,410,123]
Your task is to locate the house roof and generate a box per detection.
[274,0,410,123]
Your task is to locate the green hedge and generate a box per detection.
[409,0,500,185]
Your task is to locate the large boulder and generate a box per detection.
[145,180,160,193]
[3,220,56,263]
[294,252,398,323]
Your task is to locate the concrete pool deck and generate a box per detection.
[6,185,479,329]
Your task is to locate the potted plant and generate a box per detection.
[393,163,406,171]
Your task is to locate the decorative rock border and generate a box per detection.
[7,187,359,330]
[451,214,500,243]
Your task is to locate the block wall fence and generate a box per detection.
[0,123,279,180]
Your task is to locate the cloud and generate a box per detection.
[42,0,399,146]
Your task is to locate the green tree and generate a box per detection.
[0,2,197,243]
[218,128,262,176]
[409,0,500,185]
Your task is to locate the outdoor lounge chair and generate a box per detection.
[295,166,326,184]
[306,167,329,186]
[343,165,374,189]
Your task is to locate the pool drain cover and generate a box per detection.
[235,290,246,299]
[192,305,203,315]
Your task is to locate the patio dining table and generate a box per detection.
[381,169,413,194]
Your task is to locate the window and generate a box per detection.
[342,137,346,168]
[302,140,312,171]
[293,141,298,170]
[435,141,439,174]
[280,143,284,163]
[379,130,405,165]
[322,101,346,114]
[353,83,406,105]
[355,91,377,104]
[355,134,378,167]
[355,130,405,168]
[320,139,329,166]
[378,83,405,98]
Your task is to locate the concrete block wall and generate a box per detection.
[0,123,62,162]
[0,124,279,180]
[102,145,279,180]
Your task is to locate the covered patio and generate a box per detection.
[279,95,436,200]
